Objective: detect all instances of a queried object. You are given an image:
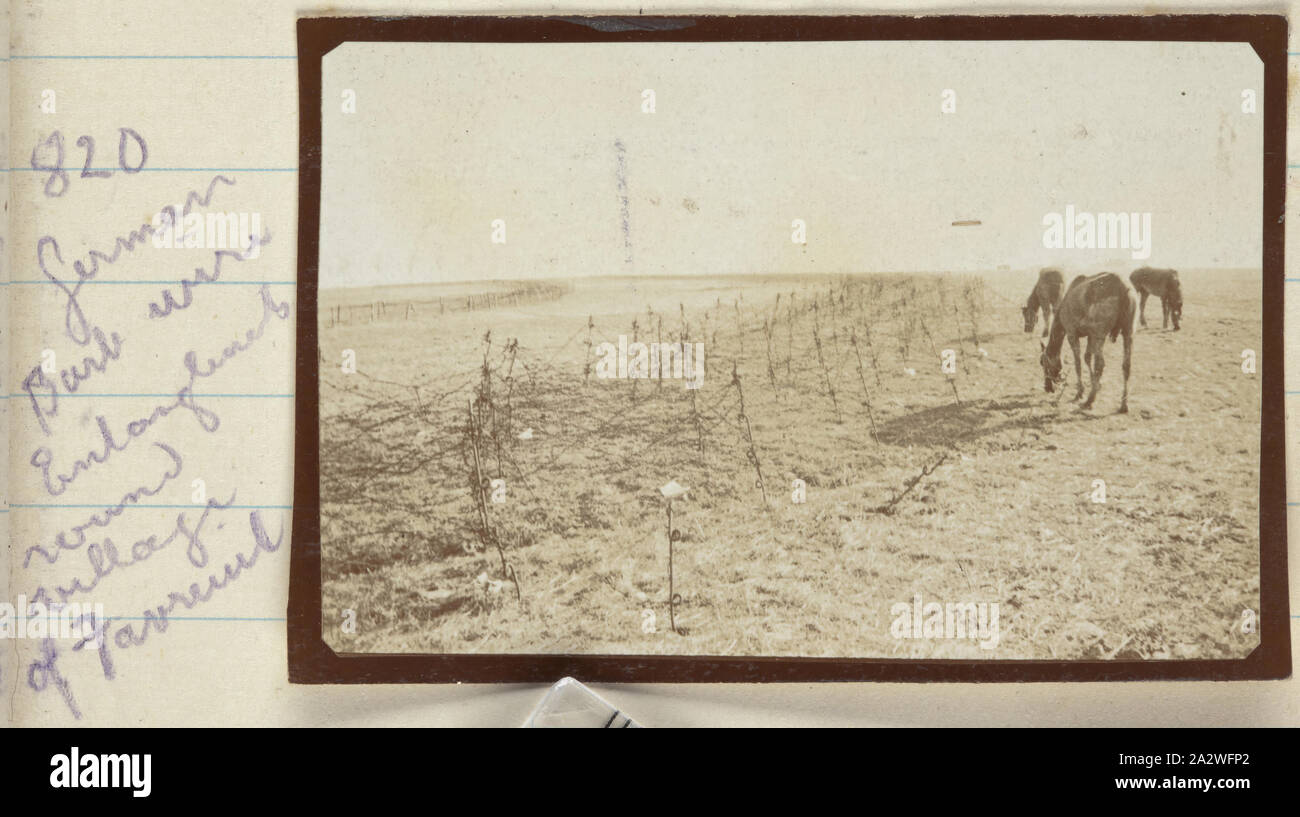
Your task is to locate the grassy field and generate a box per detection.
[317,269,1261,660]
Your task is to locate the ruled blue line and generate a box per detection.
[12,55,296,60]
[5,393,293,398]
[11,280,295,285]
[106,616,288,621]
[7,167,295,172]
[8,504,292,509]
[14,615,287,622]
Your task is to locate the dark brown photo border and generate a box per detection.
[290,13,1290,684]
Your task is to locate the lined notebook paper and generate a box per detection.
[6,1,299,726]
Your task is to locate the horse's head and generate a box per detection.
[1022,305,1036,333]
[1039,340,1064,393]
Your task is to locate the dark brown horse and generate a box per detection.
[1129,267,1181,331]
[1022,268,1065,337]
[1040,272,1136,413]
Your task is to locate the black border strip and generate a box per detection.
[291,14,1289,683]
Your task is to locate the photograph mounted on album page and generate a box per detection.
[289,14,1289,684]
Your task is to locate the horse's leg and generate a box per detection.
[1068,334,1083,400]
[1161,297,1169,330]
[1137,289,1149,327]
[1082,334,1104,409]
[1119,328,1132,414]
[1041,303,1052,338]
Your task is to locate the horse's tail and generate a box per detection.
[1111,285,1136,343]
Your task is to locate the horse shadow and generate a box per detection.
[872,395,1105,447]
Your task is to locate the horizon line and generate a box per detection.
[320,265,1264,294]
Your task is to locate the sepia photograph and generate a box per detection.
[299,17,1282,672]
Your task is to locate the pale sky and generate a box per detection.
[320,39,1263,289]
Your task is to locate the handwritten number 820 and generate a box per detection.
[30,128,148,197]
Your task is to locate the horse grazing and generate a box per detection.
[1129,267,1182,331]
[1022,268,1065,337]
[1039,272,1136,413]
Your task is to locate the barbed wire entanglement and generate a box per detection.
[319,273,1005,632]
[322,280,575,328]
